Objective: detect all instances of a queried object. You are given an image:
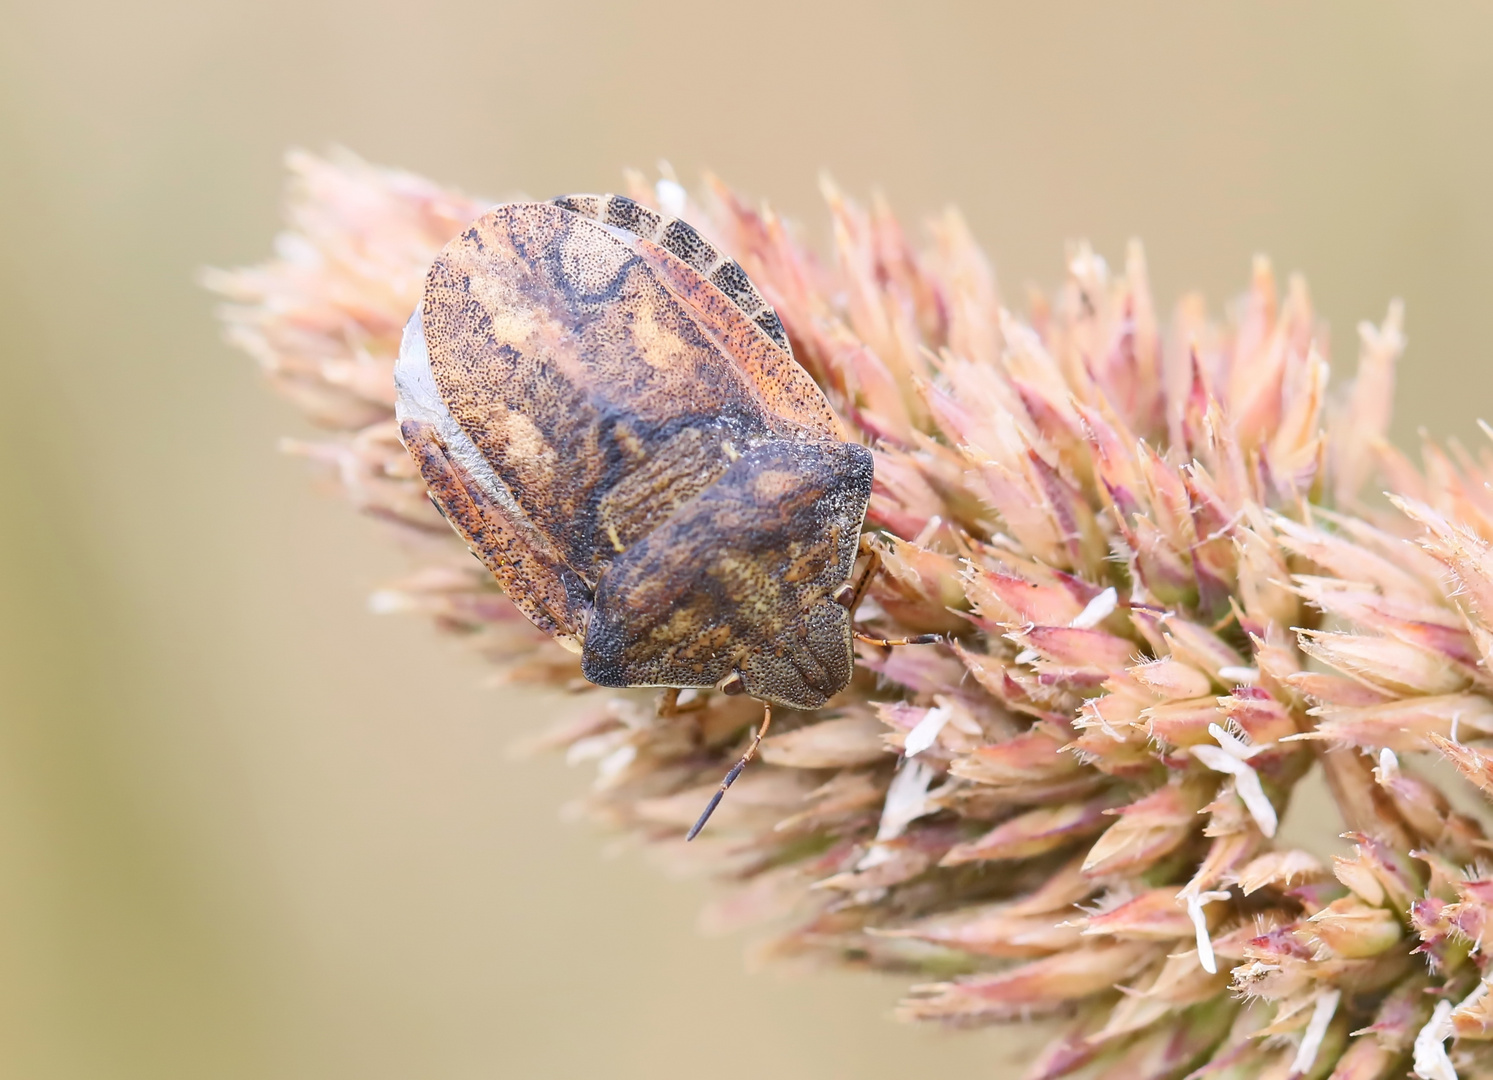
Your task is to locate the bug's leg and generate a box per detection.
[854,632,944,647]
[656,687,707,719]
[832,533,883,615]
[686,702,773,841]
[839,535,945,648]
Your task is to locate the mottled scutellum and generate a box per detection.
[208,148,1493,1080]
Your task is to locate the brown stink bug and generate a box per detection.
[394,192,935,837]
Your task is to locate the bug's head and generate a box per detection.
[730,595,855,711]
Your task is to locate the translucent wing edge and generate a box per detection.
[395,307,553,555]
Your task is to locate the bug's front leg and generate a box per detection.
[836,534,943,648]
[655,687,708,719]
[831,533,883,616]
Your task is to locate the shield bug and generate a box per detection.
[394,193,935,837]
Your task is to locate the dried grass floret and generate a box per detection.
[207,149,1493,1079]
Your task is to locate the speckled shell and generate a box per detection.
[395,196,872,708]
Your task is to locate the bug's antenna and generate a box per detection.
[686,702,773,841]
[854,632,944,647]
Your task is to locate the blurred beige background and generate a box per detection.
[3,2,1493,1078]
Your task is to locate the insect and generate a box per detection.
[394,192,935,838]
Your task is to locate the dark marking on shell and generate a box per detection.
[754,308,789,351]
[549,191,790,357]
